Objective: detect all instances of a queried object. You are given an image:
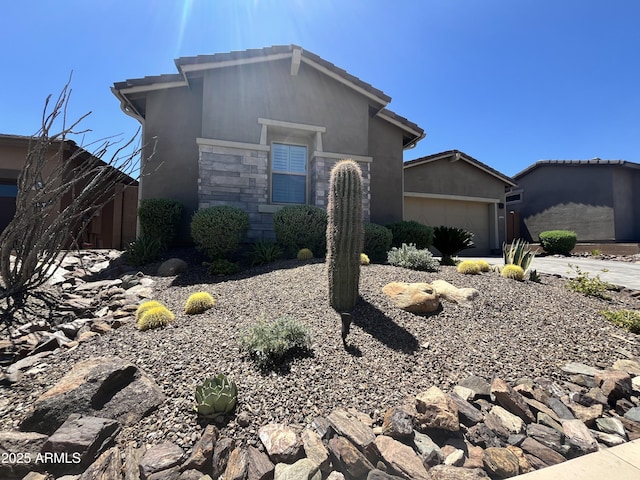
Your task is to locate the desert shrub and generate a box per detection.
[194,374,238,418]
[239,317,312,368]
[457,260,480,274]
[205,259,240,276]
[476,260,491,272]
[125,236,163,266]
[138,198,183,247]
[433,226,475,264]
[273,205,327,257]
[539,230,577,255]
[297,248,314,261]
[601,309,640,333]
[565,264,614,300]
[184,292,216,314]
[529,269,542,283]
[503,238,536,273]
[363,222,393,263]
[387,243,439,272]
[248,241,282,266]
[137,305,175,331]
[501,264,525,281]
[191,206,249,260]
[590,249,602,257]
[360,253,370,265]
[386,220,434,249]
[135,300,165,321]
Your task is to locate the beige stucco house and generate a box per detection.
[0,134,138,249]
[508,159,640,243]
[111,45,425,242]
[403,150,516,255]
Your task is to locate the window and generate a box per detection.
[271,143,307,204]
[0,183,18,198]
[506,192,522,203]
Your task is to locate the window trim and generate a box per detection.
[269,142,309,205]
[505,189,523,204]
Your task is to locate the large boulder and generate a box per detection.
[157,258,188,277]
[20,357,165,435]
[381,282,440,313]
[431,279,479,305]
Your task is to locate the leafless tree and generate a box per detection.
[0,76,153,316]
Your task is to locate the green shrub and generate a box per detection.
[539,230,577,255]
[601,309,640,333]
[184,292,216,314]
[137,305,175,331]
[565,264,614,300]
[125,236,163,266]
[433,226,475,264]
[387,243,439,272]
[191,206,249,260]
[386,220,434,249]
[297,248,314,260]
[248,241,282,266]
[457,260,480,274]
[363,222,393,263]
[239,317,312,368]
[273,205,327,257]
[503,238,536,273]
[205,259,240,276]
[501,264,525,281]
[138,198,183,247]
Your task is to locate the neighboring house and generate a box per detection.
[0,134,138,249]
[508,159,640,243]
[111,45,425,242]
[403,150,516,255]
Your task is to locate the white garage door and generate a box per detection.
[404,196,491,255]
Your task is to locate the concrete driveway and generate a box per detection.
[470,255,640,291]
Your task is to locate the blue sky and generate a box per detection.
[1,0,638,177]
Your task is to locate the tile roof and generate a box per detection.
[513,159,640,179]
[404,149,516,186]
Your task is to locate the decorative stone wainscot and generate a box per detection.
[197,139,372,242]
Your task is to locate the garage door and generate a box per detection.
[404,196,491,255]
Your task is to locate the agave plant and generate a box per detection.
[503,238,535,273]
[194,374,238,418]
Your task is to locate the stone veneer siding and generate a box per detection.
[198,144,371,241]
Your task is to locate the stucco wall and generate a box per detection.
[404,157,507,199]
[367,115,404,225]
[612,167,636,241]
[202,60,370,155]
[142,80,203,241]
[516,165,616,242]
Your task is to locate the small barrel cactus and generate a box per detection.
[185,292,216,314]
[501,264,525,281]
[297,248,314,260]
[137,305,175,331]
[457,260,480,275]
[476,260,491,272]
[195,374,238,418]
[135,300,164,321]
[360,253,370,266]
[326,159,364,312]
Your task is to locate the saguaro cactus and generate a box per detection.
[326,159,364,312]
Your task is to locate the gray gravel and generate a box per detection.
[2,260,640,453]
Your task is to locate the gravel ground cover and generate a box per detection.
[2,258,640,453]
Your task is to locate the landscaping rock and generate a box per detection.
[181,424,218,471]
[274,458,320,480]
[78,446,121,480]
[525,423,565,454]
[561,419,598,457]
[374,435,430,480]
[0,431,48,479]
[624,407,640,423]
[482,447,520,478]
[449,392,484,426]
[415,386,459,431]
[157,258,188,277]
[412,430,444,466]
[258,424,302,463]
[458,375,491,398]
[546,397,575,420]
[429,464,489,479]
[20,356,165,435]
[491,377,535,423]
[381,282,440,313]
[211,437,235,479]
[328,408,376,450]
[490,406,525,434]
[612,359,640,375]
[519,437,566,466]
[223,447,248,480]
[328,435,375,479]
[139,442,184,478]
[381,407,414,439]
[246,445,274,480]
[430,279,479,305]
[561,362,603,376]
[41,414,121,474]
[366,468,405,479]
[301,428,330,472]
[594,369,632,404]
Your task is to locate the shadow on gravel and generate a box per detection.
[352,299,420,354]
